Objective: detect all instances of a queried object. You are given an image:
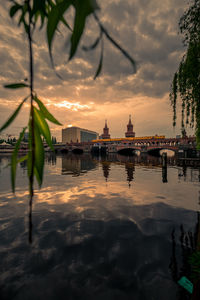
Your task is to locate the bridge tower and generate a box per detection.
[100,120,111,139]
[125,115,135,138]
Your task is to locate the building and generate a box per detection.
[100,120,111,139]
[62,127,99,143]
[125,115,135,138]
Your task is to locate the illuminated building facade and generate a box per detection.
[62,127,99,143]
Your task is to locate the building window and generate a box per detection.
[80,131,97,142]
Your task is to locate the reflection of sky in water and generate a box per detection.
[1,154,199,211]
[0,154,200,299]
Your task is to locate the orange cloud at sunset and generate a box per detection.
[0,0,195,141]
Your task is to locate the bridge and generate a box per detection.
[50,136,196,155]
[51,143,91,154]
[95,136,196,155]
[115,144,178,155]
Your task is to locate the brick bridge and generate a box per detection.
[106,137,195,154]
[56,136,196,154]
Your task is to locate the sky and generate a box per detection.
[0,0,195,141]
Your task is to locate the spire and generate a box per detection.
[105,119,108,129]
[100,119,111,139]
[125,115,135,138]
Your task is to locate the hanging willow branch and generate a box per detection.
[170,0,200,148]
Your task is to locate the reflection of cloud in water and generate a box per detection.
[0,154,200,299]
[0,201,196,300]
[1,170,199,212]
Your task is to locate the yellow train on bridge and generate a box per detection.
[92,135,166,143]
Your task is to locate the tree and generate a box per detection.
[170,0,200,148]
[0,0,136,241]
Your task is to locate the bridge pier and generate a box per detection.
[162,153,167,183]
[162,152,167,167]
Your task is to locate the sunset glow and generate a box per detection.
[54,100,91,111]
[0,0,195,140]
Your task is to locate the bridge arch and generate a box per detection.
[60,149,68,154]
[117,148,139,155]
[72,148,84,154]
[147,147,176,156]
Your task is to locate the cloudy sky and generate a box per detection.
[0,0,194,141]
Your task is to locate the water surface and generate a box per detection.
[0,153,199,299]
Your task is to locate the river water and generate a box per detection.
[0,153,199,300]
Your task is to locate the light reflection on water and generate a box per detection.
[160,149,176,157]
[0,153,200,299]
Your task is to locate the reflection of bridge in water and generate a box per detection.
[56,152,200,186]
[61,154,97,176]
[44,152,97,176]
[100,153,200,185]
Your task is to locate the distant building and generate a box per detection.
[62,127,99,143]
[100,120,111,139]
[125,115,135,138]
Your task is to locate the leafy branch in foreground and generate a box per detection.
[0,94,29,133]
[170,0,200,148]
[0,0,136,242]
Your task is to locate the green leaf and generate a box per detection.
[39,12,45,29]
[34,122,44,187]
[33,96,62,125]
[32,0,48,29]
[104,30,136,73]
[27,118,33,182]
[82,33,102,51]
[0,96,29,133]
[60,16,72,31]
[11,127,27,193]
[69,0,99,60]
[3,153,28,170]
[32,0,46,16]
[34,107,54,150]
[34,166,41,187]
[94,38,103,79]
[94,13,136,73]
[17,155,28,164]
[18,2,28,27]
[33,10,41,28]
[47,0,72,63]
[10,4,22,18]
[4,83,29,89]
